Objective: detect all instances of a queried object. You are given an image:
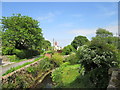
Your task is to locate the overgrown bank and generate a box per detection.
[2,57,54,88]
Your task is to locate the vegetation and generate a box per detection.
[71,35,89,49]
[1,14,48,59]
[52,28,120,88]
[42,40,51,51]
[62,45,76,55]
[50,53,64,67]
[2,13,120,88]
[52,62,81,87]
[7,55,27,62]
[64,53,78,65]
[26,57,54,77]
[2,56,44,76]
[96,28,113,37]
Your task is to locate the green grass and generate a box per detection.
[2,55,45,76]
[61,64,80,84]
[10,58,27,62]
[52,63,80,87]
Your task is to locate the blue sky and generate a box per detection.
[2,2,118,47]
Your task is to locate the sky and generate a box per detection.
[2,2,118,47]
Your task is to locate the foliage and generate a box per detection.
[26,57,54,77]
[69,67,109,88]
[52,63,80,87]
[2,47,14,55]
[64,53,79,65]
[1,14,44,56]
[43,50,53,55]
[71,35,89,49]
[77,44,118,72]
[12,49,40,59]
[50,53,64,67]
[7,55,19,62]
[96,28,113,37]
[2,55,43,76]
[92,35,120,50]
[38,57,54,71]
[62,45,76,55]
[12,49,26,59]
[76,40,119,87]
[42,40,51,51]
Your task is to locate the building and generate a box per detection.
[53,41,62,51]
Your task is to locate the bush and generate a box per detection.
[2,47,14,55]
[44,50,52,54]
[12,49,40,59]
[7,55,19,62]
[76,42,119,88]
[24,49,40,58]
[65,53,78,65]
[38,58,54,71]
[50,53,64,67]
[62,45,76,55]
[13,49,26,59]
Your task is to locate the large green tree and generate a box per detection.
[96,28,113,37]
[62,45,75,55]
[71,35,89,49]
[2,14,44,55]
[94,28,120,50]
[42,39,51,50]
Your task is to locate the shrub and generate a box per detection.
[12,49,40,59]
[7,55,19,62]
[12,49,26,59]
[62,45,76,55]
[2,47,14,55]
[38,58,54,71]
[65,53,78,65]
[23,49,40,58]
[50,53,64,67]
[76,42,119,88]
[43,50,53,54]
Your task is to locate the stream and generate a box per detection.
[35,73,54,88]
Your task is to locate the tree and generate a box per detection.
[76,40,119,87]
[1,14,44,56]
[62,45,76,55]
[94,28,120,50]
[71,35,89,49]
[96,28,113,37]
[42,40,51,51]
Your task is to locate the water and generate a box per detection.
[35,73,54,88]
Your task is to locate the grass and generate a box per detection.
[2,55,45,76]
[10,58,27,62]
[61,64,80,85]
[52,63,80,87]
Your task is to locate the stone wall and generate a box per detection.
[2,58,47,88]
[107,68,120,89]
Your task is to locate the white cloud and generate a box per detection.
[59,23,74,27]
[68,25,118,40]
[37,11,62,22]
[69,28,96,36]
[105,25,118,36]
[37,12,55,22]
